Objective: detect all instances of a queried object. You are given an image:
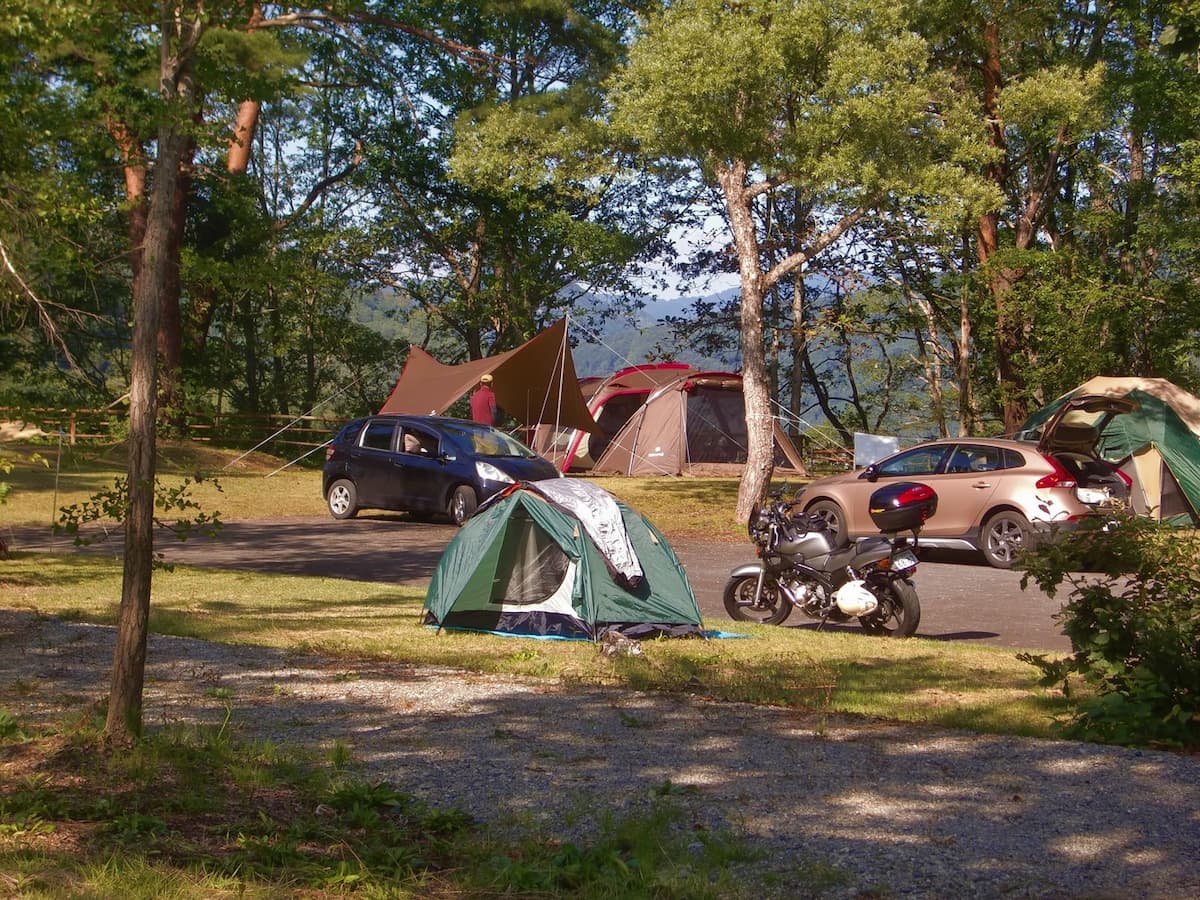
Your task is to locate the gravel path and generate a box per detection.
[2,609,1198,899]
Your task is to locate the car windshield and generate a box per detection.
[441,423,537,458]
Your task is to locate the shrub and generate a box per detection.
[1019,515,1200,748]
[55,474,223,566]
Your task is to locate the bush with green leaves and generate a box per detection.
[1019,515,1200,748]
[55,474,222,565]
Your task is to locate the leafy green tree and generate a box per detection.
[608,0,984,520]
[915,0,1200,429]
[0,3,130,405]
[367,0,668,361]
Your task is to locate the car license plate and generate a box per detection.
[890,549,918,572]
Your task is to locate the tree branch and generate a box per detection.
[0,238,104,369]
[762,205,871,292]
[257,9,518,71]
[272,142,363,232]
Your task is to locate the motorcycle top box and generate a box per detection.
[868,482,938,533]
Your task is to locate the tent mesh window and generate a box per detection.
[489,510,570,605]
[686,388,747,464]
[587,393,648,463]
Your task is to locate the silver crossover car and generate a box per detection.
[796,397,1135,568]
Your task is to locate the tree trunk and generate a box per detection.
[788,271,806,437]
[109,121,148,305]
[270,301,288,415]
[228,99,261,174]
[227,4,266,174]
[718,160,775,525]
[106,3,201,744]
[241,290,262,412]
[106,129,190,744]
[975,19,1029,434]
[906,286,948,438]
[958,275,978,435]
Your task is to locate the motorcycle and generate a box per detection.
[723,481,937,637]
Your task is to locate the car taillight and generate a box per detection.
[325,445,335,461]
[1115,468,1133,488]
[1034,455,1077,489]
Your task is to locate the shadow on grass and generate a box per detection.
[5,606,1194,900]
[0,554,121,589]
[786,620,1004,643]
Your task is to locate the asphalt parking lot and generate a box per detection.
[8,516,1071,652]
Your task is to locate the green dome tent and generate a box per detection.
[424,479,704,640]
[1021,377,1200,524]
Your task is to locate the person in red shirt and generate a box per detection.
[470,373,498,425]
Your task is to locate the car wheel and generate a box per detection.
[327,479,358,520]
[981,510,1030,569]
[805,499,848,547]
[447,485,478,527]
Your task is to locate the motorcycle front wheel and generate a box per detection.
[858,578,920,637]
[723,574,792,626]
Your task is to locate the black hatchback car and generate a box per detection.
[323,415,561,525]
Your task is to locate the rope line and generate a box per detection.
[226,366,386,474]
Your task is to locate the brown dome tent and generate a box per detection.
[533,364,808,477]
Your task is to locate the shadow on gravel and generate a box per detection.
[1,608,1197,899]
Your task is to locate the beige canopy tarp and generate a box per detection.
[379,318,601,434]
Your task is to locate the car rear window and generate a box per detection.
[361,420,396,451]
[947,444,1024,473]
[335,421,365,445]
[1001,448,1025,469]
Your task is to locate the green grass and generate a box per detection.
[1,439,748,538]
[0,439,1081,896]
[1,553,1067,738]
[2,437,1071,736]
[0,440,321,528]
[0,712,759,898]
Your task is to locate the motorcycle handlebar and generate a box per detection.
[760,506,826,543]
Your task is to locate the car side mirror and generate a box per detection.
[859,464,879,483]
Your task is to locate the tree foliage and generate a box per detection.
[608,0,989,518]
[1020,516,1200,748]
[1,0,1199,469]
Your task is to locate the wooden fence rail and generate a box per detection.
[0,407,344,458]
[2,407,858,473]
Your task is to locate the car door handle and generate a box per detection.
[972,480,992,489]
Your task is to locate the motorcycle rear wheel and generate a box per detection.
[858,578,920,637]
[723,574,792,626]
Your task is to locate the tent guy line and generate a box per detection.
[225,367,387,475]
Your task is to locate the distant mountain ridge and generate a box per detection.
[570,288,741,377]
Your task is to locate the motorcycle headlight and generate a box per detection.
[475,461,514,485]
[749,506,775,543]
